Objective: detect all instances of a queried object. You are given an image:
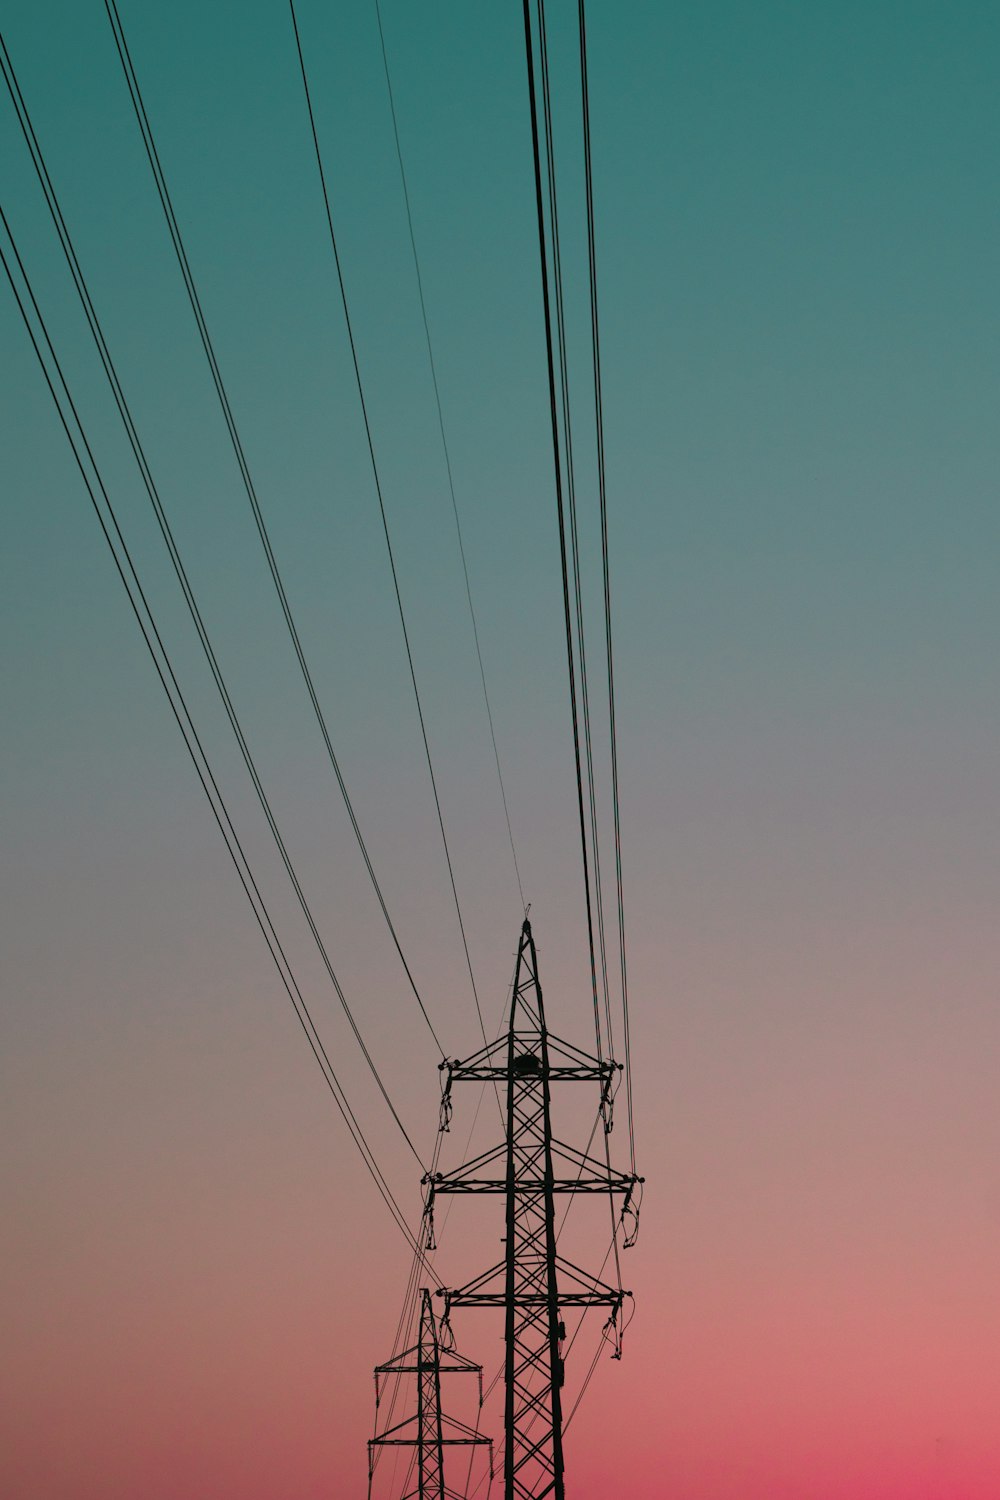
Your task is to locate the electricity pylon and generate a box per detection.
[367,1287,493,1500]
[426,918,641,1500]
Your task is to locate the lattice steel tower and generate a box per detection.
[367,1287,492,1500]
[426,918,641,1500]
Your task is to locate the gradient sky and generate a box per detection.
[3,2,1000,1497]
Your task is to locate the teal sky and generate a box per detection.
[3,3,1000,1497]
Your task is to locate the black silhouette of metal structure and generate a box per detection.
[426,918,640,1500]
[367,1288,493,1500]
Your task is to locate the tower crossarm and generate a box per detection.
[439,1254,628,1313]
[441,1035,619,1086]
[444,1288,623,1310]
[430,1174,635,1195]
[425,1141,640,1199]
[372,1436,491,1448]
[375,1344,483,1380]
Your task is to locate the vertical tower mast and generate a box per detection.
[367,1289,492,1500]
[427,919,641,1499]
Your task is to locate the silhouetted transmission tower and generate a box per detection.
[367,1287,493,1500]
[425,918,641,1500]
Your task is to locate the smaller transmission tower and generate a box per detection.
[367,1287,493,1500]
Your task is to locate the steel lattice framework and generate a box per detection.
[368,1288,492,1500]
[426,918,641,1500]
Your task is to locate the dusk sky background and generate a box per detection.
[3,2,1000,1496]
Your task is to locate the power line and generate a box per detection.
[510,13,639,1455]
[100,0,443,1062]
[0,30,431,1165]
[535,0,616,1065]
[534,0,627,1327]
[0,202,434,1276]
[525,0,634,1171]
[372,0,526,920]
[287,0,495,1071]
[521,0,605,1068]
[578,0,636,1172]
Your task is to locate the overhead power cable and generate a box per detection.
[521,0,605,1066]
[0,203,434,1276]
[0,31,431,1164]
[372,0,526,918]
[532,0,626,1312]
[287,0,495,1068]
[520,20,629,1449]
[578,0,636,1171]
[100,0,443,1061]
[535,0,615,1064]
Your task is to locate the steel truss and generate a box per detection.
[426,918,641,1500]
[368,1288,493,1500]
